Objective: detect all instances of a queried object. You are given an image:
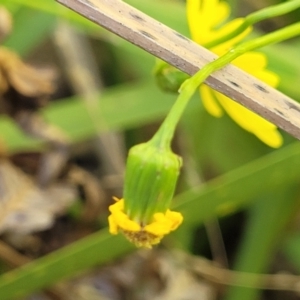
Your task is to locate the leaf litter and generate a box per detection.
[0,6,105,254]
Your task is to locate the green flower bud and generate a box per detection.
[108,140,183,248]
[154,60,190,93]
[124,141,182,225]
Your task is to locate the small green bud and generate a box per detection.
[154,60,190,93]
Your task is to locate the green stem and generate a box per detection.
[204,0,300,49]
[150,81,197,149]
[151,21,300,149]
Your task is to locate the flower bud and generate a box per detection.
[108,141,183,248]
[154,60,189,93]
[124,142,181,222]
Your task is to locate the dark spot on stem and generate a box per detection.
[139,30,156,40]
[173,31,190,42]
[274,109,284,116]
[254,83,269,93]
[86,0,96,8]
[130,12,144,22]
[286,100,300,112]
[228,80,240,88]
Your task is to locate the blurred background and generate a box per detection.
[0,0,300,299]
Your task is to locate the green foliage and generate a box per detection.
[0,230,134,300]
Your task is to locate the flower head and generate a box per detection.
[108,198,183,248]
[108,142,183,248]
[187,0,282,148]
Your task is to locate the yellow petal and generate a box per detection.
[187,0,230,44]
[233,52,267,71]
[215,91,283,147]
[144,210,183,236]
[199,0,230,30]
[232,52,280,87]
[253,127,283,148]
[144,214,172,235]
[212,18,252,54]
[254,69,279,87]
[200,85,223,117]
[108,215,118,235]
[108,200,141,232]
[165,210,184,230]
[109,198,124,212]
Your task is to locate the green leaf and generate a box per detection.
[174,142,300,225]
[0,230,134,300]
[224,187,299,300]
[283,233,300,271]
[3,7,56,56]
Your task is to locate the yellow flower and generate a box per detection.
[108,141,183,248]
[187,0,283,148]
[108,197,183,248]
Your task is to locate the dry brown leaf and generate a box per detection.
[12,111,70,187]
[62,250,216,300]
[0,158,76,239]
[67,165,106,222]
[0,47,55,116]
[153,251,216,300]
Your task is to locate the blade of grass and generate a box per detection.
[261,41,300,101]
[2,0,98,31]
[0,229,134,300]
[283,233,300,272]
[3,7,56,56]
[224,187,299,300]
[174,142,300,225]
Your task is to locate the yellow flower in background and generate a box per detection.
[187,0,283,148]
